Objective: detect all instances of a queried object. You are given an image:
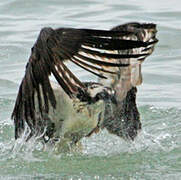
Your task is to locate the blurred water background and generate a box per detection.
[0,0,181,179]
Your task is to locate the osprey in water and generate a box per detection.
[11,22,158,151]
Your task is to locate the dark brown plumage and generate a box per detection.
[11,22,158,147]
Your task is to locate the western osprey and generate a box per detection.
[11,22,158,151]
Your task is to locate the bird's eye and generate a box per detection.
[44,135,49,142]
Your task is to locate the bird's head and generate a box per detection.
[77,82,117,105]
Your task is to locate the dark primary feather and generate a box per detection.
[12,23,158,139]
[100,22,158,140]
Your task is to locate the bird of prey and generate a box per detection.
[11,22,158,151]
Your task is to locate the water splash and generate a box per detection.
[0,105,180,162]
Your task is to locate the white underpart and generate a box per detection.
[39,81,105,145]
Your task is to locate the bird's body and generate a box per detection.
[27,81,115,151]
[11,22,158,152]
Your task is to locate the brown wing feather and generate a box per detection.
[99,22,158,101]
[12,23,158,139]
[101,23,158,140]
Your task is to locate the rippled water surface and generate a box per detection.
[0,0,181,179]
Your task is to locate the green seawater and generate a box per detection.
[0,0,181,179]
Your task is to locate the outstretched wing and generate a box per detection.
[101,23,158,140]
[99,22,158,101]
[12,25,157,139]
[112,22,158,86]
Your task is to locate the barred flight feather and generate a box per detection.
[12,22,158,140]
